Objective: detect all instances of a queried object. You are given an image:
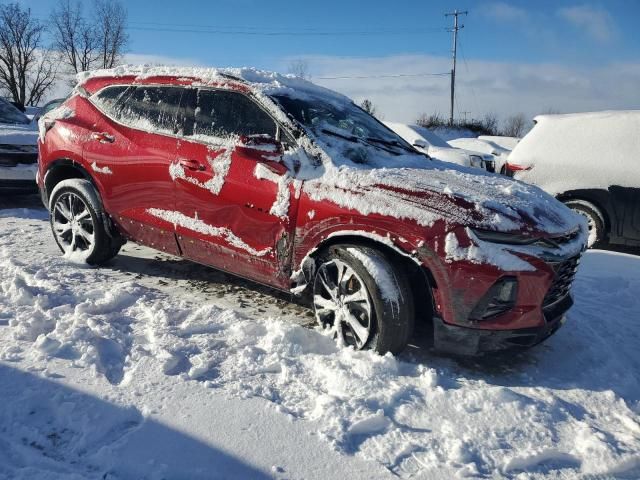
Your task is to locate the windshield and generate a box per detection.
[0,99,29,125]
[271,93,412,150]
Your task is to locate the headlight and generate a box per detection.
[471,228,538,245]
[469,155,483,168]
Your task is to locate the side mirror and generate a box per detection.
[413,139,428,149]
[238,134,288,175]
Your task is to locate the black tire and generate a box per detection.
[49,179,121,265]
[313,244,414,355]
[563,200,605,248]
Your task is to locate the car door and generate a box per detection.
[168,88,298,287]
[82,84,185,255]
[609,186,640,242]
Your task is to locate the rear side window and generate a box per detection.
[119,86,184,135]
[91,85,129,119]
[193,90,276,141]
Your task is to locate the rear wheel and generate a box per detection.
[49,179,121,264]
[563,200,605,248]
[313,245,414,354]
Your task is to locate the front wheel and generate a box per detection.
[49,179,121,264]
[312,245,414,355]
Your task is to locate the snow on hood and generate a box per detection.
[304,156,583,236]
[0,123,38,146]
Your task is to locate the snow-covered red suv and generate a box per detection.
[37,66,587,355]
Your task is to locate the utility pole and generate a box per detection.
[445,9,467,126]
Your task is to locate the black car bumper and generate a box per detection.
[0,178,38,192]
[433,294,573,355]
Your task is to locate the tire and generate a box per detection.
[312,244,414,355]
[49,179,121,265]
[563,199,605,248]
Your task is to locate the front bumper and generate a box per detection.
[432,293,572,355]
[0,165,37,191]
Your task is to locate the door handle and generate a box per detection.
[91,132,115,143]
[179,158,205,171]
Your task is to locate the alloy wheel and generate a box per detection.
[52,192,95,255]
[313,258,373,349]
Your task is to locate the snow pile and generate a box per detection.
[383,122,450,149]
[431,126,477,141]
[478,135,520,151]
[448,137,511,158]
[1,210,640,479]
[508,110,640,194]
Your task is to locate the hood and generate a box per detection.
[0,123,38,146]
[303,160,583,237]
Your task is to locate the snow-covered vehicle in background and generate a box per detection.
[31,98,67,124]
[38,66,587,355]
[0,98,39,192]
[507,111,640,248]
[448,136,512,173]
[385,121,497,172]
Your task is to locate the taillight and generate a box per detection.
[505,162,532,177]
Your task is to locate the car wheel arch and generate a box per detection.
[44,159,98,205]
[297,232,438,330]
[557,190,611,232]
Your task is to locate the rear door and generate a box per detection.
[82,84,185,255]
[169,88,297,286]
[609,186,640,242]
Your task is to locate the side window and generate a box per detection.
[91,85,129,119]
[193,90,276,141]
[118,86,184,134]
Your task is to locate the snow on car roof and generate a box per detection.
[77,65,351,103]
[508,109,640,194]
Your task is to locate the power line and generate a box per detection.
[126,25,446,36]
[128,21,444,35]
[316,72,451,80]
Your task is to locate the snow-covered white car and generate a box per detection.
[0,98,39,191]
[507,111,640,248]
[384,122,497,172]
[448,136,511,173]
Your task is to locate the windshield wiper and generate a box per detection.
[320,128,359,143]
[365,137,415,153]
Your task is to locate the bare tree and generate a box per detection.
[287,59,309,79]
[482,113,499,135]
[51,0,99,74]
[502,113,528,137]
[416,112,446,129]
[94,0,128,69]
[360,99,377,117]
[0,3,57,107]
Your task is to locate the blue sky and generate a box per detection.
[18,0,640,122]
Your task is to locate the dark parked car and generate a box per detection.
[0,98,38,191]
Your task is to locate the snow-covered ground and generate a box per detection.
[1,197,639,479]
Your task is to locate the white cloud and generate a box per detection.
[558,4,616,43]
[482,2,529,22]
[282,54,640,124]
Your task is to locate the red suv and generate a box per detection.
[38,67,587,355]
